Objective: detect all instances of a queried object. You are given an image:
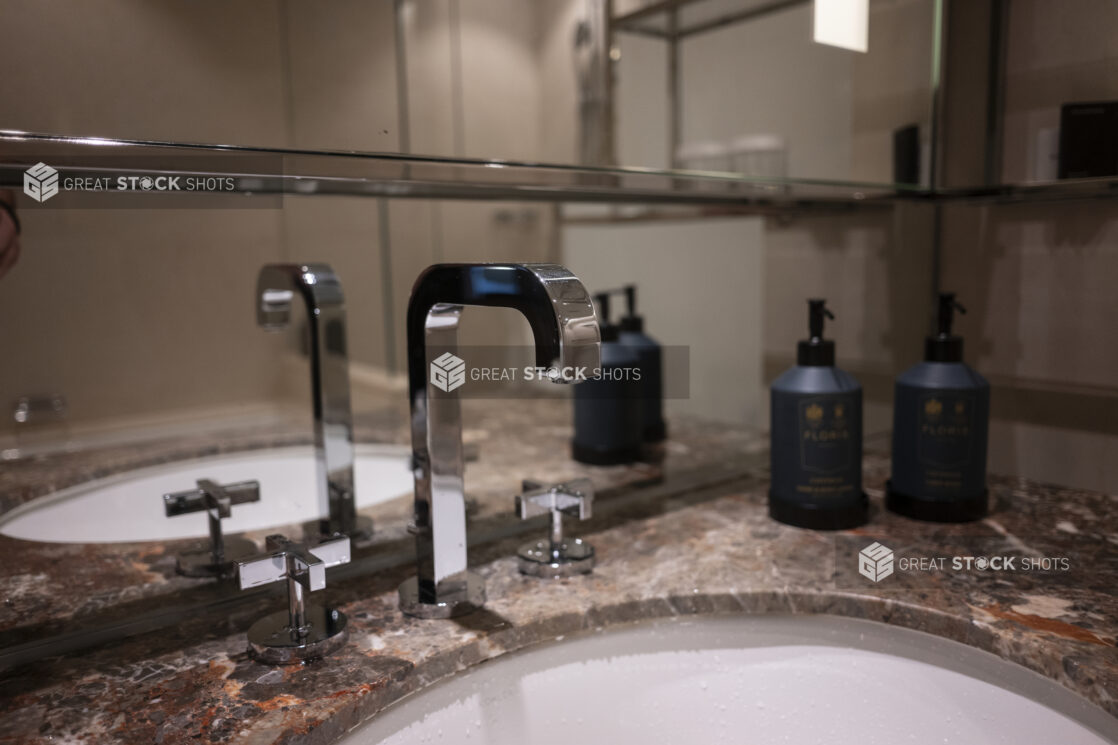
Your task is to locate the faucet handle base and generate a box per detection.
[302,514,375,548]
[247,606,349,665]
[175,536,257,578]
[517,538,595,578]
[398,573,486,620]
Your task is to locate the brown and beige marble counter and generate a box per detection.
[0,451,1114,744]
[0,397,764,639]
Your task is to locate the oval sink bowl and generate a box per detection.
[349,615,1117,745]
[0,445,413,543]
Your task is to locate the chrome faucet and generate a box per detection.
[399,263,600,619]
[256,264,371,544]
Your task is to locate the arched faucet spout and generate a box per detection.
[400,263,600,618]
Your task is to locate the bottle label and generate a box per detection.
[917,392,974,489]
[798,396,855,484]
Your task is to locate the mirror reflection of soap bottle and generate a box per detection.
[769,299,867,530]
[572,293,643,466]
[617,285,667,444]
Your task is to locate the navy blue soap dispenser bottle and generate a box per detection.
[887,293,990,522]
[572,293,644,465]
[618,285,667,443]
[769,299,867,529]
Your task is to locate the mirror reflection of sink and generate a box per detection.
[0,445,413,544]
[348,616,1117,745]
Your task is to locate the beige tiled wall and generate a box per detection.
[851,0,935,184]
[381,0,554,372]
[611,0,935,182]
[0,0,554,430]
[939,200,1118,491]
[1000,0,1118,184]
[678,3,855,180]
[0,0,296,430]
[563,218,766,427]
[936,0,1118,491]
[0,1,291,145]
[283,0,400,153]
[0,208,292,425]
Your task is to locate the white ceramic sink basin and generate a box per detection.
[347,615,1118,745]
[0,445,413,543]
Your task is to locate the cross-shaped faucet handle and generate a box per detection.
[238,533,351,592]
[514,478,595,578]
[236,534,351,665]
[516,478,594,521]
[162,478,261,578]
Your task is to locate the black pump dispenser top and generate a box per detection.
[925,292,966,362]
[797,299,836,366]
[619,284,644,333]
[595,292,619,342]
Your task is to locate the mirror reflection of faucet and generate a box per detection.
[162,478,260,578]
[256,263,373,546]
[161,262,373,582]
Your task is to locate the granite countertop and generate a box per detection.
[0,397,764,639]
[0,451,1114,744]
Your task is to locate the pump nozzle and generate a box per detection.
[594,292,611,325]
[594,292,619,342]
[936,292,966,336]
[624,285,637,316]
[798,299,836,366]
[926,292,967,362]
[808,299,835,340]
[615,284,645,333]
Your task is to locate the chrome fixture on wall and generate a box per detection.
[400,263,600,619]
[237,534,351,665]
[163,478,260,577]
[256,264,371,544]
[7,394,69,458]
[515,478,596,578]
[11,394,67,427]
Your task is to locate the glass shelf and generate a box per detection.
[0,130,919,208]
[613,0,810,40]
[937,177,1118,205]
[4,131,1117,210]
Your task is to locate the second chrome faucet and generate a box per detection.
[399,263,601,619]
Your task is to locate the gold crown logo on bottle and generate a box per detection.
[805,403,824,421]
[925,398,943,417]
